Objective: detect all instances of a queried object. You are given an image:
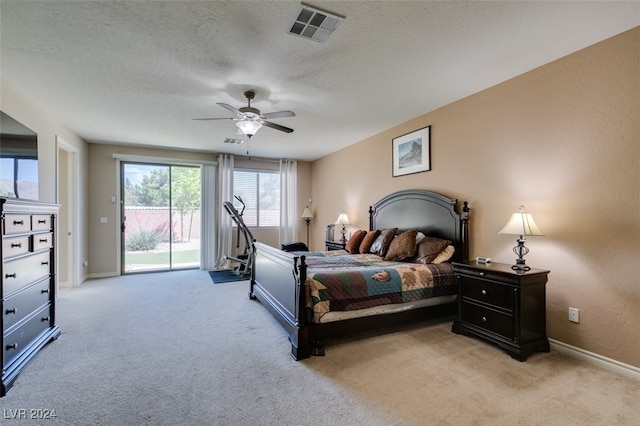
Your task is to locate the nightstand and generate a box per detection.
[325,240,346,251]
[451,261,550,361]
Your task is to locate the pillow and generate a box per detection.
[431,245,455,264]
[369,228,397,257]
[345,230,367,254]
[359,230,380,254]
[384,229,419,261]
[415,236,451,264]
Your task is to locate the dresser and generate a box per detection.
[1,198,60,396]
[451,261,549,361]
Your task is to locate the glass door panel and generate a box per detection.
[121,162,201,273]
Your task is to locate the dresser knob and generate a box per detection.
[41,261,49,265]
[41,317,51,322]
[11,242,22,248]
[38,219,47,224]
[481,289,487,295]
[479,272,485,276]
[13,220,24,225]
[39,238,49,243]
[6,343,18,350]
[6,308,17,314]
[5,273,17,279]
[41,289,50,294]
[482,316,487,322]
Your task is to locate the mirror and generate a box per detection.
[0,111,39,200]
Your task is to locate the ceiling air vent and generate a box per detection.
[288,3,344,43]
[224,138,244,145]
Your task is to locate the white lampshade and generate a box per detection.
[302,207,314,219]
[499,205,544,236]
[236,120,262,137]
[335,212,350,225]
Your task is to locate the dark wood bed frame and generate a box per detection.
[250,189,470,360]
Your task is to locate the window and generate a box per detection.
[233,170,280,227]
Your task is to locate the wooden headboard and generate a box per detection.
[368,189,469,262]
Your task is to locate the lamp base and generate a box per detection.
[510,260,531,271]
[511,236,531,271]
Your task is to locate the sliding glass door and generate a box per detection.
[121,162,201,273]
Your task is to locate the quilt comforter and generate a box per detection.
[301,251,456,323]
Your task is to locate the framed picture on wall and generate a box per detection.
[392,126,431,177]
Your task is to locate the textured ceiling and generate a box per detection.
[1,1,638,161]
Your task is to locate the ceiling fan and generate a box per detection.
[193,90,295,138]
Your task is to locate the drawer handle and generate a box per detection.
[41,317,51,322]
[38,219,47,224]
[13,220,24,225]
[41,261,49,266]
[11,242,22,248]
[5,273,17,279]
[39,238,49,243]
[6,308,17,315]
[481,289,487,295]
[6,343,18,350]
[479,272,485,276]
[482,316,487,322]
[41,289,50,294]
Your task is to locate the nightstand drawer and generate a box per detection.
[32,233,53,251]
[461,301,514,338]
[460,276,513,310]
[31,215,52,232]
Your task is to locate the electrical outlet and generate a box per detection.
[569,307,580,323]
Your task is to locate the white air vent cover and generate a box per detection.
[288,3,344,43]
[224,138,244,145]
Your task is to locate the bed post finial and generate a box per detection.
[462,201,470,262]
[368,206,375,231]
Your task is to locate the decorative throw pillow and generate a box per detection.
[369,228,398,257]
[359,230,380,254]
[432,245,455,264]
[384,229,419,261]
[345,230,367,254]
[415,236,452,264]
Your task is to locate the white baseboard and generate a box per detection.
[550,338,640,381]
[85,272,120,280]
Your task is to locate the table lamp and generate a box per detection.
[499,205,544,271]
[335,212,350,245]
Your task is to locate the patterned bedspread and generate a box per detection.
[301,252,456,323]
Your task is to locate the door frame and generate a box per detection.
[56,136,80,288]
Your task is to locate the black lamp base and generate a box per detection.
[511,235,531,271]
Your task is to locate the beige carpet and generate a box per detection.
[0,270,637,425]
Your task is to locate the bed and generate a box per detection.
[250,189,470,360]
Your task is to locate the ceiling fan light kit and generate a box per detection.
[194,90,295,139]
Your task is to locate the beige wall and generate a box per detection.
[311,27,640,367]
[88,144,312,274]
[1,78,91,284]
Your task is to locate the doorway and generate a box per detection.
[121,162,201,273]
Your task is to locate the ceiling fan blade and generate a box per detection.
[262,120,294,133]
[217,102,241,114]
[192,117,235,121]
[262,110,296,119]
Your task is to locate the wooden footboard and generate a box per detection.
[251,241,311,359]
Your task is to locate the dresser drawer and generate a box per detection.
[31,215,52,232]
[460,276,514,311]
[32,232,53,251]
[3,215,31,235]
[2,236,30,258]
[3,251,51,297]
[4,305,52,367]
[3,279,51,332]
[461,301,514,339]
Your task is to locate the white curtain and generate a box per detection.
[279,159,298,246]
[200,163,217,270]
[215,154,234,270]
